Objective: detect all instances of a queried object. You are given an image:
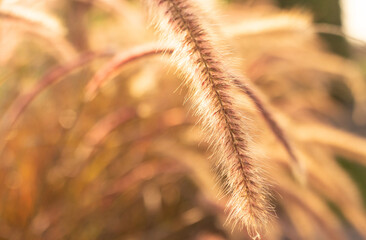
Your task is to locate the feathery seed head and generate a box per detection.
[145,0,273,237]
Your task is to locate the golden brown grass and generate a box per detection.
[0,0,366,239]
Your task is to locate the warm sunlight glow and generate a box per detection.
[341,0,366,42]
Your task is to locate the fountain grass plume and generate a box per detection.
[145,0,273,237]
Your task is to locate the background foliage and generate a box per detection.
[0,0,365,239]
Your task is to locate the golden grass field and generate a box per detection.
[0,0,366,239]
